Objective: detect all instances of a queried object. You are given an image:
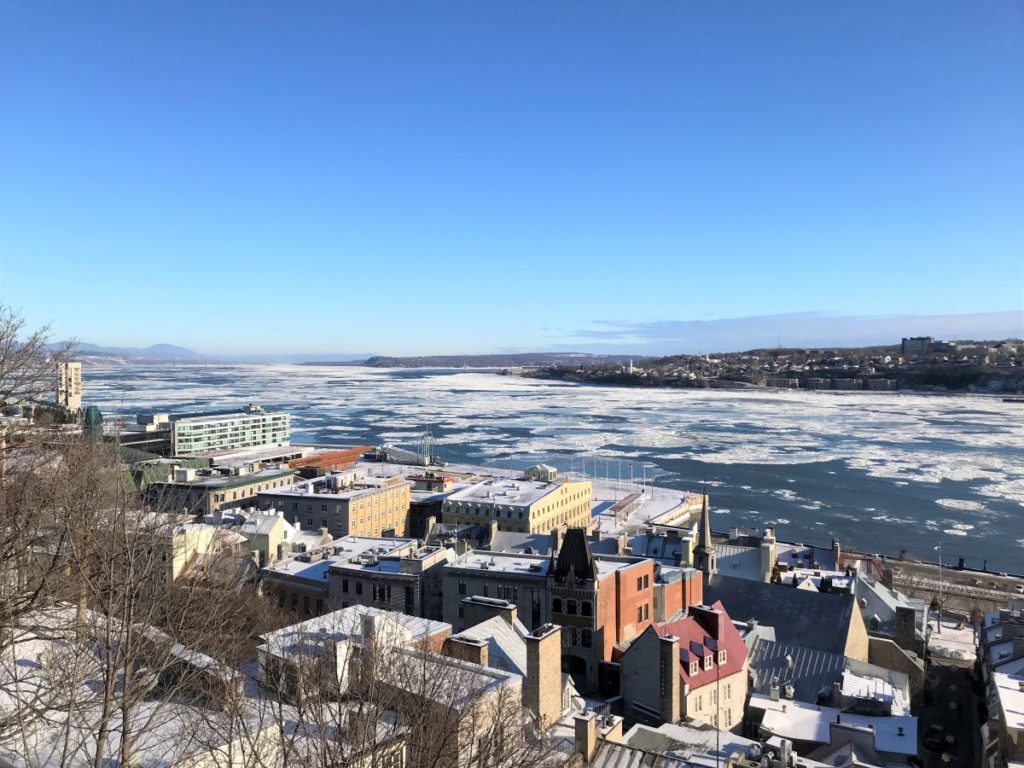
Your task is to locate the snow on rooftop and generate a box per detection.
[749,693,917,755]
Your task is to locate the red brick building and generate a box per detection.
[550,529,704,690]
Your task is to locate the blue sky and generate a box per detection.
[1,2,1021,355]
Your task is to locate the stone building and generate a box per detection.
[441,476,591,534]
[259,467,412,538]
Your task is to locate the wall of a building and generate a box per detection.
[682,665,747,731]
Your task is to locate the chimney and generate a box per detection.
[551,527,564,555]
[574,711,597,763]
[444,636,489,667]
[760,528,777,583]
[689,604,723,639]
[894,605,918,651]
[424,515,437,540]
[526,624,562,727]
[615,534,627,556]
[659,634,681,723]
[681,568,703,611]
[487,519,498,543]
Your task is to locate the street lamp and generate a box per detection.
[934,543,943,635]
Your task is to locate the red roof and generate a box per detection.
[653,600,747,689]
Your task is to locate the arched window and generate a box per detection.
[567,599,578,615]
[581,601,593,617]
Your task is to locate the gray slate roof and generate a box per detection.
[748,639,846,703]
[703,574,857,656]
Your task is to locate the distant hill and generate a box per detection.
[320,352,642,368]
[50,342,206,362]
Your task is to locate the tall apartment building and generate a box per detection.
[169,404,290,455]
[258,467,412,538]
[441,477,591,534]
[56,361,82,411]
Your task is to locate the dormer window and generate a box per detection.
[718,650,727,664]
[689,661,699,676]
[703,655,713,671]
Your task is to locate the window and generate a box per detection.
[306,518,312,528]
[320,504,327,512]
[459,580,467,595]
[636,577,642,591]
[643,574,649,589]
[458,604,465,618]
[718,650,727,664]
[567,599,577,615]
[303,596,311,614]
[316,599,324,614]
[689,661,699,676]
[356,582,363,595]
[581,601,593,617]
[637,606,643,624]
[724,683,731,700]
[694,695,702,711]
[725,709,732,727]
[581,629,592,648]
[290,594,297,610]
[321,519,328,528]
[643,604,649,620]
[553,597,562,613]
[342,579,349,593]
[704,655,713,671]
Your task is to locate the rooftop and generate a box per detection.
[446,476,573,508]
[993,668,1024,733]
[749,693,918,756]
[258,604,450,660]
[703,574,858,656]
[160,467,296,490]
[262,536,417,581]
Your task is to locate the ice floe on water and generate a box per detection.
[82,363,1024,567]
[944,528,969,536]
[936,499,986,512]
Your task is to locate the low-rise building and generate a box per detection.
[442,476,591,534]
[261,535,418,617]
[442,529,703,690]
[146,465,298,515]
[258,467,412,538]
[747,693,918,764]
[618,602,749,730]
[328,545,454,620]
[257,606,523,768]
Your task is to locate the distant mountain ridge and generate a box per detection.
[51,342,372,364]
[50,342,207,361]
[346,352,641,368]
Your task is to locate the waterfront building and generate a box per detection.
[258,467,412,538]
[441,476,591,534]
[159,403,290,455]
